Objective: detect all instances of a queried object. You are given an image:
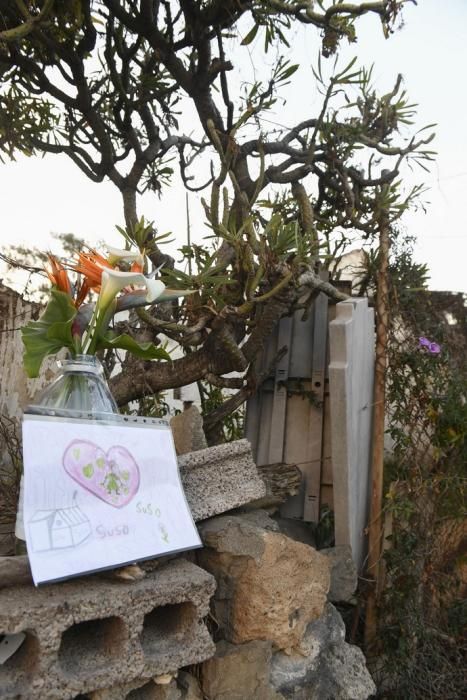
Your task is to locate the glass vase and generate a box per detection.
[15,355,119,552]
[26,354,119,418]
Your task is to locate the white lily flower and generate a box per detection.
[99,269,165,309]
[106,246,144,267]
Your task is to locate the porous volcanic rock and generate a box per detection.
[198,513,330,651]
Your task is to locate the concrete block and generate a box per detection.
[0,559,215,700]
[179,439,267,522]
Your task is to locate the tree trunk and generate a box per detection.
[122,187,138,230]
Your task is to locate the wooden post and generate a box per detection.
[365,209,390,651]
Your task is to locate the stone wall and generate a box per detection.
[195,511,375,700]
[0,440,376,699]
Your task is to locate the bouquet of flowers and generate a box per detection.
[21,222,188,377]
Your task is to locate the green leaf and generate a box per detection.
[279,64,299,81]
[21,289,77,378]
[241,24,259,46]
[98,333,171,361]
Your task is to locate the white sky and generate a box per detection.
[0,0,465,294]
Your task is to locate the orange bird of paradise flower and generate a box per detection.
[130,259,144,273]
[45,255,72,297]
[71,250,113,291]
[46,254,99,308]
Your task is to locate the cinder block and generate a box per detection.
[0,559,215,700]
[179,439,266,521]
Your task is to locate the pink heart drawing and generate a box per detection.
[63,440,140,508]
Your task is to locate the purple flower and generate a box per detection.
[418,337,441,354]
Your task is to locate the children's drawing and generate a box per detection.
[63,440,140,508]
[28,492,91,552]
[158,522,169,544]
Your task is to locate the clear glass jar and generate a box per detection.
[26,354,119,418]
[15,355,119,551]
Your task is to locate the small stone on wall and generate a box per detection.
[170,406,207,456]
[321,545,358,602]
[201,640,283,700]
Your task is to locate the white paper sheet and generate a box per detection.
[22,415,201,585]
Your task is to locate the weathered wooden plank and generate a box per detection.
[303,293,328,521]
[267,316,293,464]
[289,308,314,378]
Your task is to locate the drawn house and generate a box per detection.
[28,497,91,552]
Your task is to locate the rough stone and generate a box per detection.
[0,555,32,589]
[201,640,281,700]
[198,513,330,651]
[179,439,266,522]
[0,524,14,558]
[0,558,215,700]
[272,516,317,548]
[234,508,280,532]
[318,642,377,700]
[177,671,203,700]
[270,604,345,689]
[270,603,376,700]
[170,406,207,456]
[321,545,358,602]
